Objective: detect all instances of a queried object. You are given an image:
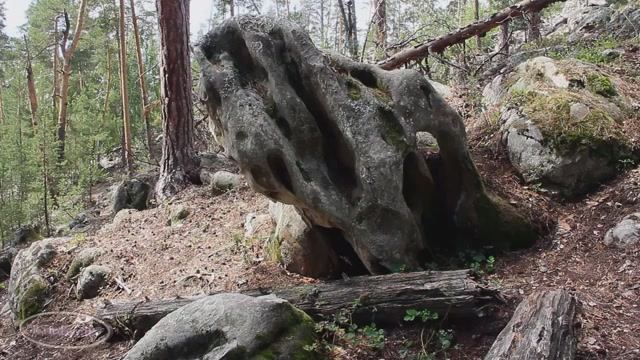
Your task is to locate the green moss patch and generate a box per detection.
[586,74,617,98]
[17,276,49,321]
[519,89,629,156]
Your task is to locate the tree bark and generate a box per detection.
[378,0,564,70]
[56,1,88,160]
[527,11,542,42]
[97,270,501,336]
[24,36,38,130]
[484,289,578,360]
[155,0,199,199]
[373,0,386,59]
[0,80,4,124]
[500,21,510,55]
[474,0,481,48]
[348,0,358,58]
[118,0,134,175]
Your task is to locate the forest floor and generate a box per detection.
[1,51,640,360]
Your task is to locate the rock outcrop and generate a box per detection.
[112,179,151,214]
[8,238,67,320]
[66,247,104,279]
[484,56,633,197]
[604,213,640,248]
[549,0,640,41]
[76,265,111,300]
[123,293,317,360]
[197,16,535,274]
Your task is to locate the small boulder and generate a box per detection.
[8,238,65,320]
[0,247,18,281]
[601,49,624,61]
[112,179,151,214]
[485,56,633,197]
[268,202,340,278]
[66,247,104,279]
[123,293,317,360]
[604,213,640,248]
[76,265,111,300]
[211,170,243,191]
[244,212,272,238]
[11,225,41,247]
[169,205,190,225]
[112,209,138,226]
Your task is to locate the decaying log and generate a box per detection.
[485,289,578,360]
[378,0,565,70]
[98,270,501,337]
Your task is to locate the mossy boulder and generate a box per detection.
[66,247,104,279]
[484,56,634,197]
[123,293,317,360]
[76,265,111,300]
[112,178,151,214]
[8,238,67,321]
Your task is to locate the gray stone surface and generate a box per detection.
[268,201,340,278]
[123,293,317,360]
[486,56,632,197]
[197,16,535,273]
[8,238,67,320]
[113,179,151,214]
[604,213,640,248]
[66,247,104,279]
[211,170,243,191]
[550,0,640,41]
[76,265,111,300]
[0,247,17,281]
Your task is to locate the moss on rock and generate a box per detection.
[586,74,617,98]
[17,275,49,321]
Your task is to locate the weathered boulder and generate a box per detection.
[169,205,190,225]
[244,212,272,238]
[66,247,104,279]
[268,201,341,278]
[604,213,640,248]
[10,225,41,247]
[76,265,111,300]
[113,179,151,214]
[0,247,17,281]
[122,293,317,360]
[8,238,66,320]
[197,16,535,274]
[484,56,633,197]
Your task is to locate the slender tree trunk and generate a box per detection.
[527,11,542,41]
[53,17,60,114]
[500,21,510,55]
[373,0,386,60]
[348,0,358,58]
[24,36,39,130]
[103,46,113,119]
[118,0,134,175]
[0,80,4,125]
[155,0,199,200]
[337,0,351,56]
[129,0,154,161]
[229,0,235,17]
[320,0,325,46]
[56,0,88,161]
[474,0,481,48]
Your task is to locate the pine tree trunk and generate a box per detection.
[56,0,88,161]
[373,0,386,60]
[0,79,5,125]
[527,12,542,42]
[155,0,199,200]
[474,0,481,48]
[24,36,38,130]
[129,0,154,161]
[500,21,510,55]
[118,0,134,175]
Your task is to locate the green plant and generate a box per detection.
[404,308,439,322]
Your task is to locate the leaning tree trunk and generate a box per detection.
[56,0,88,160]
[97,270,501,337]
[118,0,133,174]
[378,0,564,69]
[155,0,199,199]
[485,289,578,360]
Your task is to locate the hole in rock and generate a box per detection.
[378,107,407,150]
[267,151,294,194]
[317,226,369,277]
[349,68,378,88]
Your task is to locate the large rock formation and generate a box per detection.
[197,16,535,275]
[549,0,640,41]
[484,56,634,197]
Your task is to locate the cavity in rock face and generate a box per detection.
[197,16,536,275]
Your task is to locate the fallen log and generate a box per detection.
[98,270,501,337]
[378,0,565,70]
[484,289,578,360]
